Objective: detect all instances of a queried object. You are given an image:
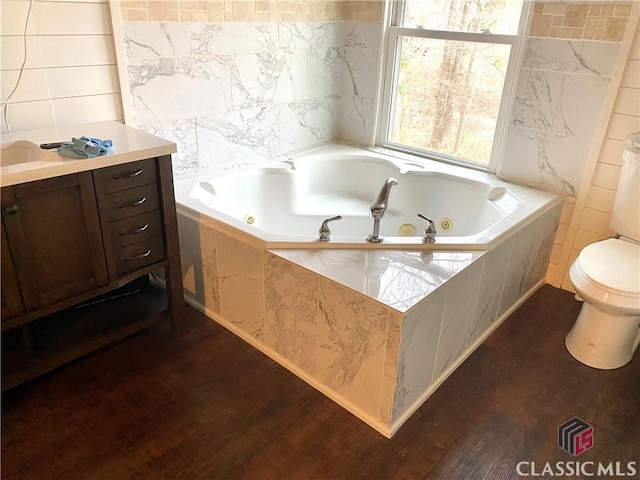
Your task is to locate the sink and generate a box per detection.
[1,140,44,167]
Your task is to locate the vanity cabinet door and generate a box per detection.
[1,222,24,320]
[1,173,109,311]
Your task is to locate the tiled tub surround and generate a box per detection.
[121,20,380,175]
[501,2,633,197]
[176,185,563,437]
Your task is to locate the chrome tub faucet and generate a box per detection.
[367,177,398,243]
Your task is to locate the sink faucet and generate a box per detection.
[367,177,398,243]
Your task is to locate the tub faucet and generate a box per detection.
[367,177,398,243]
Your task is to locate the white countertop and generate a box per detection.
[1,122,177,187]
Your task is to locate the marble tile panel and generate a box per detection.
[269,249,484,312]
[522,38,620,76]
[277,97,339,152]
[433,257,485,379]
[230,50,306,109]
[523,204,562,293]
[339,95,375,145]
[215,231,265,340]
[340,47,379,99]
[122,22,190,65]
[128,55,232,124]
[343,22,382,49]
[317,278,389,419]
[468,237,514,345]
[498,223,537,317]
[195,106,279,172]
[380,309,402,425]
[552,74,610,138]
[307,47,343,98]
[278,22,343,50]
[263,253,319,376]
[230,51,286,109]
[501,126,589,195]
[511,68,564,132]
[136,119,199,175]
[543,134,593,195]
[189,22,278,55]
[391,285,446,423]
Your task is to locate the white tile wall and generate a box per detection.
[1,0,122,133]
[121,20,380,173]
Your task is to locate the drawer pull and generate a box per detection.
[121,223,149,235]
[5,204,19,215]
[118,197,147,208]
[113,168,143,180]
[124,249,152,261]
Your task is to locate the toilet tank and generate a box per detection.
[611,132,640,241]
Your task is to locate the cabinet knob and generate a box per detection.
[5,204,18,215]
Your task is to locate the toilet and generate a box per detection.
[566,132,640,369]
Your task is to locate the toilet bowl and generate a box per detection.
[566,132,640,370]
[566,238,640,369]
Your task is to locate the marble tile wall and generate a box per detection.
[121,20,380,174]
[500,1,633,197]
[501,37,622,196]
[176,199,562,434]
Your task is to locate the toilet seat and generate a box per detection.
[570,239,640,315]
[577,238,640,295]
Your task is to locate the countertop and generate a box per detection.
[1,122,177,187]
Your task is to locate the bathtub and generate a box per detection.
[174,144,559,249]
[174,144,563,437]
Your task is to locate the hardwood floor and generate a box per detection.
[2,285,639,479]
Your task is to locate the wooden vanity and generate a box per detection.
[1,122,183,391]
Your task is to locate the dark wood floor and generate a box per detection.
[2,285,639,479]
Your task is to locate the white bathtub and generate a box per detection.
[174,143,565,436]
[175,144,560,249]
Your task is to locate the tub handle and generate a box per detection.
[417,213,437,243]
[318,215,342,242]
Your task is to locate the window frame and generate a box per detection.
[377,0,533,173]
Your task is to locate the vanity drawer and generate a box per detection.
[108,210,163,249]
[103,184,160,222]
[113,236,165,276]
[96,159,158,194]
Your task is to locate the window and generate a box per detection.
[379,0,529,171]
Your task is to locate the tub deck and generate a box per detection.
[174,144,563,436]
